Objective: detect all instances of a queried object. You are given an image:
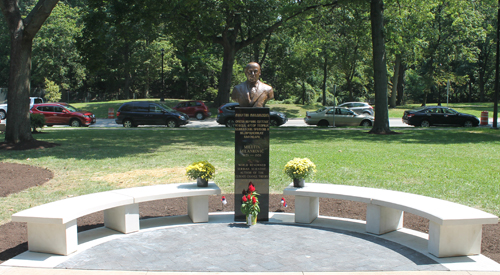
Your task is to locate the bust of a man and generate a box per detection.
[231,62,274,107]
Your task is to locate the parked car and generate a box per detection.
[304,106,374,127]
[30,102,96,127]
[115,101,189,128]
[0,97,44,120]
[337,102,374,115]
[172,100,211,120]
[402,106,479,127]
[216,102,288,127]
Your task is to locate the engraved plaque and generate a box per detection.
[234,107,270,221]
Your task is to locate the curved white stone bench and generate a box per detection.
[12,182,221,256]
[283,183,498,258]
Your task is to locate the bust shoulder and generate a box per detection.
[259,81,273,92]
[233,82,247,91]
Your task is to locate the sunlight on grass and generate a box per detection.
[92,167,190,188]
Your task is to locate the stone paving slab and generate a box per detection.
[56,222,447,272]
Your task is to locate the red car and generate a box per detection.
[173,100,211,120]
[31,103,96,127]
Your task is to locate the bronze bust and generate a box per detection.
[231,62,274,107]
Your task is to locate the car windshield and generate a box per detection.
[64,105,79,112]
[157,103,175,111]
[317,107,329,112]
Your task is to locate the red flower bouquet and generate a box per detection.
[241,182,260,225]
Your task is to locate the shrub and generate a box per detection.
[30,113,46,133]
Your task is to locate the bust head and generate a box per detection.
[245,62,261,84]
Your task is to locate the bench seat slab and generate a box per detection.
[294,196,319,224]
[104,203,140,233]
[428,221,482,257]
[366,204,403,235]
[27,220,77,256]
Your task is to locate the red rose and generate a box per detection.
[248,182,256,193]
[247,194,251,200]
[252,197,257,204]
[242,195,247,202]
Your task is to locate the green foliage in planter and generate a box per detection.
[30,113,46,133]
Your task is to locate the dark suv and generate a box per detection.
[115,101,189,128]
[216,102,288,127]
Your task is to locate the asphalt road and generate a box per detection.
[6,117,493,129]
[91,117,409,128]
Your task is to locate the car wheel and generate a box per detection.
[195,112,205,120]
[317,120,329,127]
[166,119,178,128]
[0,110,5,120]
[70,119,81,127]
[463,120,474,127]
[420,120,431,127]
[123,119,134,128]
[360,120,372,127]
[225,119,235,127]
[270,118,279,127]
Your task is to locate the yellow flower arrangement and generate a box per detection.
[186,161,215,181]
[284,158,317,180]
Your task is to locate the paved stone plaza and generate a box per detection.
[56,222,446,272]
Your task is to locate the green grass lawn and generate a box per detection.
[1,127,500,225]
[71,99,496,120]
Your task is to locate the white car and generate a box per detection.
[0,97,44,120]
[304,106,374,127]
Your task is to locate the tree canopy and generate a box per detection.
[1,0,499,141]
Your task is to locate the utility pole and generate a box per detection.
[494,0,499,129]
[160,48,165,102]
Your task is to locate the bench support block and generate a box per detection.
[104,203,140,233]
[366,204,403,235]
[294,196,319,224]
[27,220,77,256]
[428,221,482,257]
[188,196,209,223]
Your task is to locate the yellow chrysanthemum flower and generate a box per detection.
[186,161,215,180]
[284,158,317,180]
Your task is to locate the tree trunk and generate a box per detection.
[214,46,236,106]
[123,44,131,99]
[322,54,328,106]
[1,0,60,143]
[396,62,406,105]
[346,78,353,101]
[368,0,392,134]
[214,13,241,107]
[252,36,259,63]
[258,36,271,66]
[145,66,150,98]
[5,30,34,143]
[184,61,189,99]
[390,54,400,108]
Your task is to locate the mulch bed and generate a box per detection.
[1,162,499,264]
